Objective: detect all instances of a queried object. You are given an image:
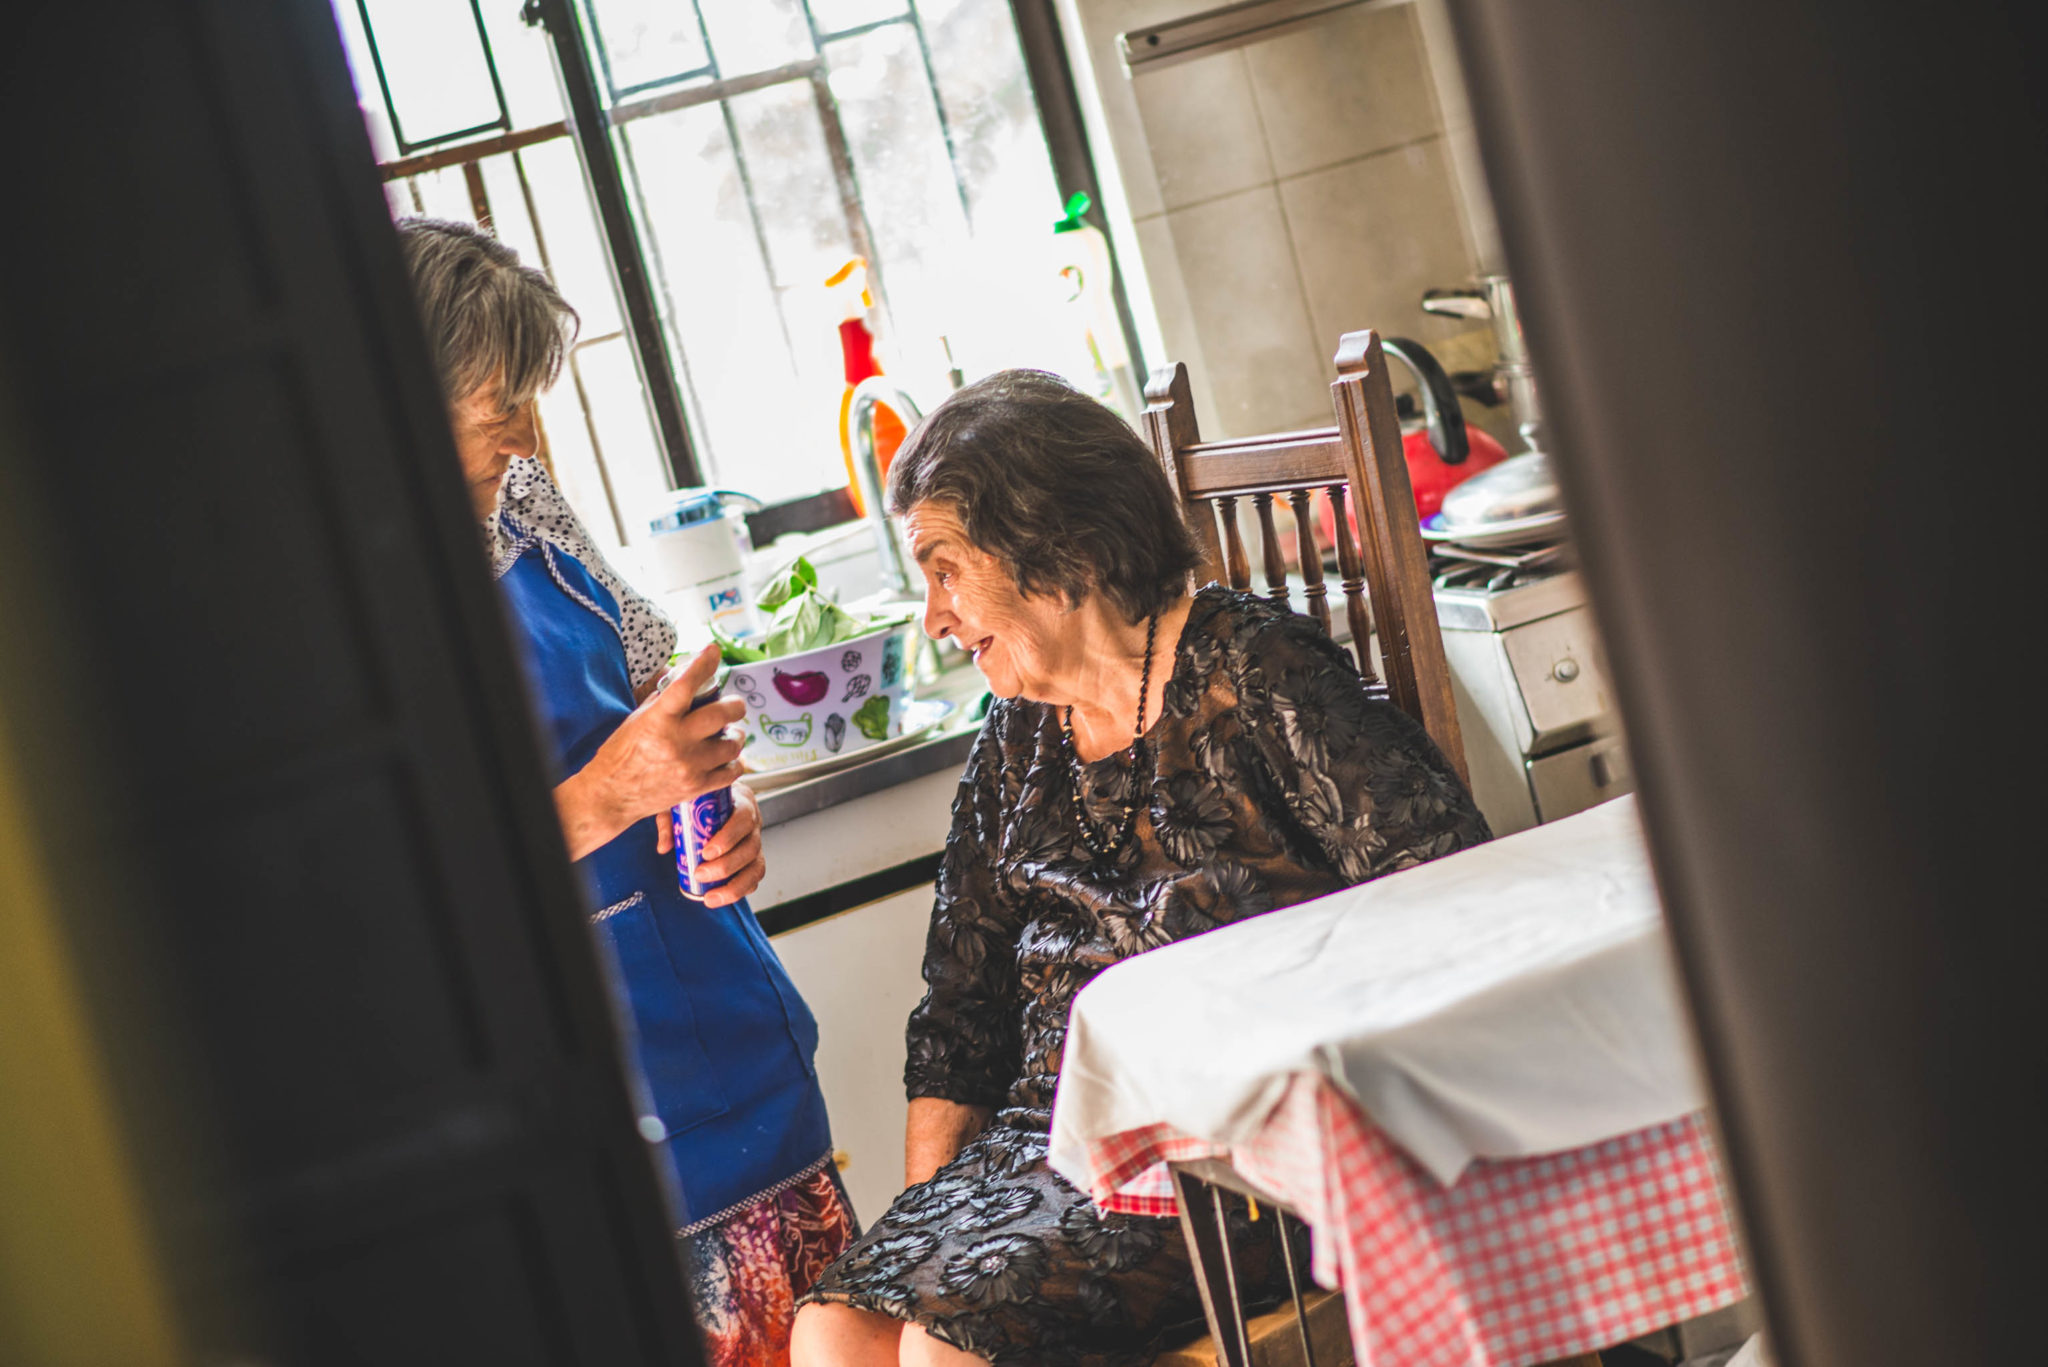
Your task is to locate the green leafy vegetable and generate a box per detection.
[708,624,768,663]
[755,556,818,612]
[700,556,913,666]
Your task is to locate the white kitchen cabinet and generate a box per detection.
[771,883,936,1226]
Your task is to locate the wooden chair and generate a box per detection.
[1142,329,1468,786]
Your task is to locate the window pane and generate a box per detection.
[726,81,861,498]
[728,81,858,290]
[479,0,566,127]
[336,3,558,148]
[916,0,1059,238]
[699,0,815,74]
[573,336,675,544]
[512,140,627,341]
[810,0,911,37]
[904,0,1086,393]
[824,24,971,350]
[479,155,543,256]
[358,0,504,147]
[537,374,628,554]
[406,164,485,223]
[622,105,844,506]
[584,0,711,95]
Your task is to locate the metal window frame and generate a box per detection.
[1010,0,1147,382]
[579,2,717,102]
[353,0,513,154]
[523,0,706,489]
[605,56,886,330]
[364,0,1148,538]
[593,0,961,435]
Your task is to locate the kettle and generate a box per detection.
[1382,336,1508,519]
[1318,336,1507,555]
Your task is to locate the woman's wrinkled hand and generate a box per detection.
[685,783,766,907]
[554,643,746,861]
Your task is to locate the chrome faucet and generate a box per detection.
[848,375,922,598]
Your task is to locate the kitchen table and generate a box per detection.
[1047,796,1750,1367]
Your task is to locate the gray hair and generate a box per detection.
[395,217,578,409]
[886,369,1200,624]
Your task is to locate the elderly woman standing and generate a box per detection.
[398,218,854,1367]
[791,371,1489,1367]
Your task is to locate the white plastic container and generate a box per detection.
[644,490,755,638]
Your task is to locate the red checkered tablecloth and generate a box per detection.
[1079,1074,1749,1367]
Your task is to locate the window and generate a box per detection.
[331,0,1136,556]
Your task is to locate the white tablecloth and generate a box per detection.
[1048,795,1703,1187]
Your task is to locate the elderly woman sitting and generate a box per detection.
[791,371,1489,1367]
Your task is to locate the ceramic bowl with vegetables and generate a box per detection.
[708,558,918,772]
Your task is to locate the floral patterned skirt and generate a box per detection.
[798,1117,1292,1367]
[683,1154,859,1367]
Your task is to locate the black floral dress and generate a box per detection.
[799,588,1489,1365]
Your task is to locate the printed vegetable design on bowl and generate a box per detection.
[773,669,830,705]
[852,693,892,741]
[760,713,813,747]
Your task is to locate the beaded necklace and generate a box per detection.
[1062,611,1160,861]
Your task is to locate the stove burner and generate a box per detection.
[1430,540,1571,593]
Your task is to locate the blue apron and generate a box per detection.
[496,523,830,1226]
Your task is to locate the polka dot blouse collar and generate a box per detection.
[484,455,678,689]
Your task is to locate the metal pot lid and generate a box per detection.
[1439,451,1563,529]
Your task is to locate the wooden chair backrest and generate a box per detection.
[1142,329,1467,785]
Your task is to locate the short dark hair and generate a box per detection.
[886,369,1200,623]
[395,216,578,409]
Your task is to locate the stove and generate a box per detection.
[1431,549,1633,835]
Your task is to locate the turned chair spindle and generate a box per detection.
[1253,492,1290,608]
[1324,484,1379,687]
[1288,489,1331,635]
[1216,495,1251,592]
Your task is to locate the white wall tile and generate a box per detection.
[1131,49,1275,211]
[1065,0,1493,444]
[1412,0,1505,271]
[1244,3,1441,180]
[1279,138,1478,358]
[1162,185,1330,435]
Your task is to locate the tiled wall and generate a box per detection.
[1064,0,1514,447]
